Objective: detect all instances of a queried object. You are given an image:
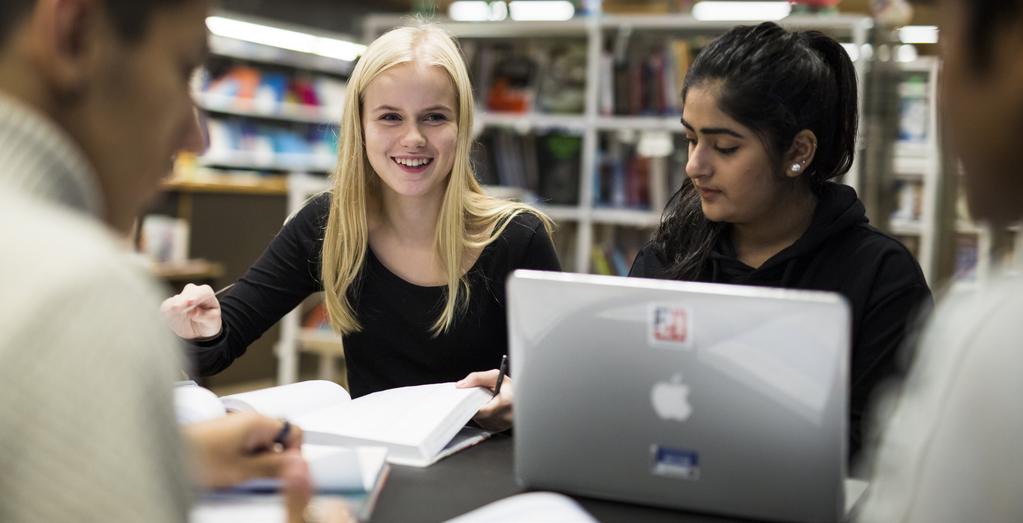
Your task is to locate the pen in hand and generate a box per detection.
[213,283,235,299]
[493,354,508,397]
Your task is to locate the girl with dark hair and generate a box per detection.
[629,22,931,462]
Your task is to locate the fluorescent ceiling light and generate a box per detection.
[692,1,791,21]
[509,1,575,21]
[449,1,491,21]
[898,25,938,45]
[206,16,366,61]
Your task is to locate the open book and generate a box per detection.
[194,445,389,523]
[178,380,495,467]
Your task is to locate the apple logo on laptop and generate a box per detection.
[651,373,692,421]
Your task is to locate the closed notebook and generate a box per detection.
[215,380,495,467]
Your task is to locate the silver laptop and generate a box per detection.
[508,270,852,523]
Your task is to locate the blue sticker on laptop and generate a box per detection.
[650,445,700,480]
[648,304,694,350]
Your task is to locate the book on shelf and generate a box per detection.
[954,234,979,281]
[475,129,581,206]
[302,302,332,331]
[537,133,582,205]
[536,43,587,114]
[595,135,679,211]
[175,380,494,468]
[465,40,586,115]
[198,63,346,116]
[601,37,706,117]
[891,179,924,222]
[139,214,190,263]
[895,234,921,258]
[590,240,646,277]
[591,244,613,276]
[203,117,337,170]
[897,74,930,152]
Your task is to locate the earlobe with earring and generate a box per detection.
[791,163,802,172]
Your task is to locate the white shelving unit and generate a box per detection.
[365,14,874,273]
[890,57,941,284]
[275,172,343,385]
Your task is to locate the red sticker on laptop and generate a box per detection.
[649,304,694,349]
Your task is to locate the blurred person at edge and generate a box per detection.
[857,0,1023,521]
[0,1,348,522]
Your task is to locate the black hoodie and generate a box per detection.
[630,183,932,462]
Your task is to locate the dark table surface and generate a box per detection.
[368,433,752,523]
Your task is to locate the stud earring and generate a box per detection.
[791,163,801,172]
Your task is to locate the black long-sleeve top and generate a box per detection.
[189,193,561,398]
[629,183,933,461]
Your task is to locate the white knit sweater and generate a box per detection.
[0,94,191,522]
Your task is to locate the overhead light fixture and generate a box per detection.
[898,25,939,45]
[449,1,493,21]
[449,1,510,21]
[692,1,791,21]
[205,16,366,61]
[509,1,575,21]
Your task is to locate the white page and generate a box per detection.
[432,426,494,464]
[295,383,490,447]
[191,496,284,523]
[220,380,351,419]
[444,492,598,523]
[844,478,870,515]
[174,382,226,424]
[234,445,387,493]
[191,496,348,523]
[308,445,388,492]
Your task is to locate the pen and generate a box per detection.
[271,420,291,452]
[213,283,235,298]
[493,354,508,397]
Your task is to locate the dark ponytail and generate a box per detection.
[653,22,858,280]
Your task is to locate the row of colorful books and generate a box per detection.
[199,64,347,114]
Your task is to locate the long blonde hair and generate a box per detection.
[321,24,553,337]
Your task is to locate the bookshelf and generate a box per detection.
[892,58,1022,289]
[365,14,874,273]
[154,14,359,387]
[889,57,941,284]
[188,13,354,180]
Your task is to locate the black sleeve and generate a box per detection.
[628,242,665,278]
[187,194,329,376]
[516,213,561,272]
[848,246,933,459]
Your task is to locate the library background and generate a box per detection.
[142,0,1012,392]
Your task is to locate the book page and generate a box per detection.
[444,492,598,523]
[233,445,387,493]
[295,383,491,447]
[220,380,350,420]
[844,478,870,515]
[174,381,227,424]
[432,426,494,464]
